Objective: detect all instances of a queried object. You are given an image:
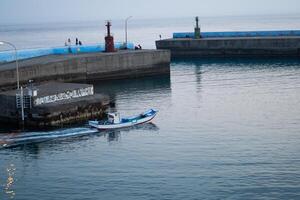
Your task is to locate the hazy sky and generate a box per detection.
[1,0,300,24]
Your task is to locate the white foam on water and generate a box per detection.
[0,127,99,148]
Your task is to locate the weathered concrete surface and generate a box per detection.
[0,50,171,91]
[156,36,300,58]
[85,50,170,80]
[0,92,109,127]
[0,82,110,127]
[29,94,109,127]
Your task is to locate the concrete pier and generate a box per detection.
[156,37,300,58]
[0,82,109,127]
[0,50,170,91]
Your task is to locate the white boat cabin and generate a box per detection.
[107,113,121,124]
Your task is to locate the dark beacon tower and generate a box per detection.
[194,16,201,39]
[105,21,115,52]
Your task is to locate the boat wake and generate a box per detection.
[0,123,159,149]
[0,127,99,149]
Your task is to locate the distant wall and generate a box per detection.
[173,30,300,39]
[156,37,300,58]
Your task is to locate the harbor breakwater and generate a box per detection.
[156,30,300,58]
[0,49,171,90]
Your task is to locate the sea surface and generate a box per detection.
[1,15,300,200]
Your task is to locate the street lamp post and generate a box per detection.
[125,16,133,49]
[0,41,20,89]
[0,41,24,125]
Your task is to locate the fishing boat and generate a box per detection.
[89,109,158,130]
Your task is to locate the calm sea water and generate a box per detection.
[1,14,300,50]
[1,16,300,199]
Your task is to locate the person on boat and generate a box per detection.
[79,41,82,46]
[76,38,79,45]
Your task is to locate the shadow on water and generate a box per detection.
[172,57,300,69]
[103,122,159,143]
[0,123,159,151]
[91,74,171,101]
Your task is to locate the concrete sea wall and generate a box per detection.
[0,93,109,127]
[0,82,110,127]
[0,43,134,63]
[156,37,300,58]
[0,50,171,90]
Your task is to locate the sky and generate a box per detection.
[0,0,300,24]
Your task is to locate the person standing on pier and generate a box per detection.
[67,38,71,46]
[67,38,72,53]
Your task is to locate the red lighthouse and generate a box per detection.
[105,21,115,52]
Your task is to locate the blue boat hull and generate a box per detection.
[89,109,158,130]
